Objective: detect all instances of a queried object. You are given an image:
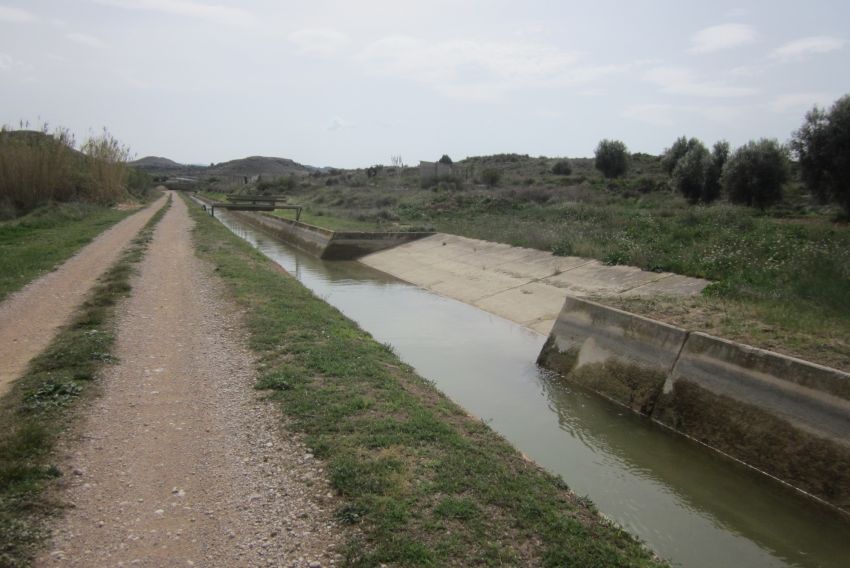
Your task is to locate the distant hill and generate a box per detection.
[129,155,317,178]
[129,156,187,172]
[207,156,315,177]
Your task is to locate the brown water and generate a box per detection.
[218,212,850,568]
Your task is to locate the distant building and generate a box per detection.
[419,160,454,180]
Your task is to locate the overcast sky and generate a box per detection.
[1,1,848,167]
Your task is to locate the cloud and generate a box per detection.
[771,36,845,61]
[0,5,36,23]
[356,35,621,101]
[690,23,757,53]
[92,0,255,26]
[289,29,349,55]
[66,32,107,49]
[622,104,675,126]
[326,116,353,131]
[644,66,757,97]
[0,52,15,70]
[622,103,746,126]
[768,92,835,113]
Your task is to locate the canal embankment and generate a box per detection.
[194,193,433,259]
[538,296,850,513]
[360,233,709,335]
[203,201,850,568]
[184,195,667,567]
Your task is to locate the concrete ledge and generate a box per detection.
[538,296,850,512]
[537,297,688,414]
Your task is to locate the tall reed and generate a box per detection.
[0,124,133,214]
[0,125,77,212]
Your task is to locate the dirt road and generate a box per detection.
[38,193,345,566]
[0,195,168,397]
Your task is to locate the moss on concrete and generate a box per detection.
[653,379,850,511]
[569,361,667,415]
[537,338,667,415]
[536,337,578,374]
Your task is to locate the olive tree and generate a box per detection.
[662,136,701,175]
[594,139,629,179]
[671,141,710,203]
[721,139,789,209]
[790,94,850,216]
[698,140,730,203]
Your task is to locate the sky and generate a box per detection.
[1,0,848,168]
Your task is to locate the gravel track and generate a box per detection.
[0,195,168,397]
[37,193,346,567]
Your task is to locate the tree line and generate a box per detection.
[593,94,850,215]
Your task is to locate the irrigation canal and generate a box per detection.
[216,210,850,568]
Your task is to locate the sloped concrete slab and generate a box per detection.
[359,233,708,334]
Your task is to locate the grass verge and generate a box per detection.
[0,195,171,567]
[0,202,141,302]
[185,195,665,567]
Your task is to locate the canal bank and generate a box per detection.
[537,296,850,513]
[207,205,850,568]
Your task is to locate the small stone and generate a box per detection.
[309,562,321,568]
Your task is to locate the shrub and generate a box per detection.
[481,169,501,187]
[671,142,710,203]
[551,160,572,175]
[594,139,629,179]
[791,94,850,216]
[721,139,789,209]
[438,154,453,165]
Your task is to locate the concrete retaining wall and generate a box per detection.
[537,297,687,414]
[192,194,433,260]
[538,296,850,512]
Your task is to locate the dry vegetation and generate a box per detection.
[0,124,147,219]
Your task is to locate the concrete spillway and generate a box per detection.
[212,210,850,568]
[360,233,708,335]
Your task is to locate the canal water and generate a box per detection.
[216,211,850,568]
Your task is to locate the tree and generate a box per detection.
[670,141,710,203]
[438,154,453,165]
[594,139,629,179]
[551,160,572,175]
[662,136,701,174]
[721,139,789,209]
[791,95,850,216]
[703,140,730,203]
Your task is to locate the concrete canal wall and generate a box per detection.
[193,194,433,260]
[538,296,850,512]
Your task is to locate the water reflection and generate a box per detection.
[219,213,850,568]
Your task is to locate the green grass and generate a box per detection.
[0,196,171,567]
[273,209,382,231]
[0,202,138,302]
[185,194,665,567]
